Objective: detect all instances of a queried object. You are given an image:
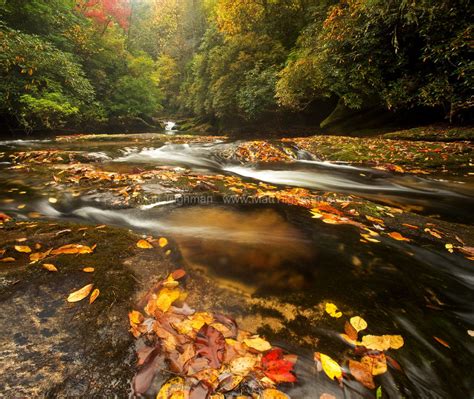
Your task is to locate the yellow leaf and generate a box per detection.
[156,377,186,399]
[42,263,58,272]
[361,334,404,351]
[162,274,179,288]
[243,336,272,352]
[137,239,153,249]
[156,288,181,312]
[15,245,31,253]
[89,288,100,304]
[325,302,342,318]
[67,283,94,302]
[229,356,257,376]
[158,237,168,247]
[350,316,368,332]
[83,267,95,273]
[318,353,342,381]
[129,310,144,325]
[261,389,290,399]
[48,197,58,204]
[361,354,387,376]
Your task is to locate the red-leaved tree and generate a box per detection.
[77,0,132,31]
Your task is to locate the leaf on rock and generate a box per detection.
[194,324,225,369]
[156,288,181,312]
[350,316,368,332]
[83,267,95,273]
[262,348,297,383]
[243,336,272,352]
[361,354,387,376]
[158,237,168,247]
[67,283,94,302]
[0,257,16,262]
[261,388,290,399]
[52,244,94,255]
[15,245,31,253]
[388,232,410,242]
[361,335,404,351]
[137,239,153,249]
[349,359,375,389]
[325,302,342,318]
[89,288,100,304]
[315,352,342,381]
[42,263,58,272]
[228,356,257,377]
[156,376,187,399]
[344,322,358,341]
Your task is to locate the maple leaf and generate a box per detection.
[261,348,297,383]
[194,325,225,369]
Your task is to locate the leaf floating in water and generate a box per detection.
[315,352,342,381]
[158,237,168,247]
[325,302,342,318]
[361,334,404,351]
[468,330,474,337]
[388,232,410,242]
[361,354,387,375]
[15,245,31,253]
[136,239,153,249]
[67,284,94,303]
[350,316,368,332]
[48,197,58,204]
[89,288,100,304]
[52,244,94,255]
[83,267,95,273]
[42,263,58,272]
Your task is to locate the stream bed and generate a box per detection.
[0,132,473,398]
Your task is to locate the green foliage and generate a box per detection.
[18,92,79,130]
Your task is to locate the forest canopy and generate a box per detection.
[0,0,472,132]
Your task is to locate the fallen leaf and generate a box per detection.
[67,284,94,302]
[325,302,342,318]
[195,325,226,368]
[156,377,186,399]
[48,197,58,203]
[349,359,375,389]
[262,348,297,383]
[89,288,100,304]
[158,237,168,247]
[316,352,342,381]
[229,356,257,377]
[320,395,337,399]
[137,239,153,249]
[83,267,95,272]
[15,245,31,253]
[350,316,368,332]
[42,263,58,272]
[243,336,272,352]
[361,354,387,375]
[361,335,404,351]
[0,257,15,262]
[156,288,181,312]
[388,232,410,242]
[344,321,358,341]
[261,389,290,399]
[52,244,94,255]
[433,336,450,348]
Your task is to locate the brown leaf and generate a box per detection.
[433,336,450,348]
[194,324,225,369]
[349,359,375,389]
[344,321,358,341]
[89,288,100,304]
[0,257,15,262]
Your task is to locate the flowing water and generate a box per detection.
[0,133,473,398]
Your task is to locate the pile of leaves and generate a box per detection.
[128,271,296,398]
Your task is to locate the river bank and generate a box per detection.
[0,127,473,398]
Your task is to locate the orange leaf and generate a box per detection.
[15,245,31,253]
[89,288,100,304]
[388,232,410,242]
[137,239,153,249]
[42,263,58,272]
[83,267,95,273]
[433,336,450,348]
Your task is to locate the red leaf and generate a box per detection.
[261,348,297,383]
[194,325,225,369]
